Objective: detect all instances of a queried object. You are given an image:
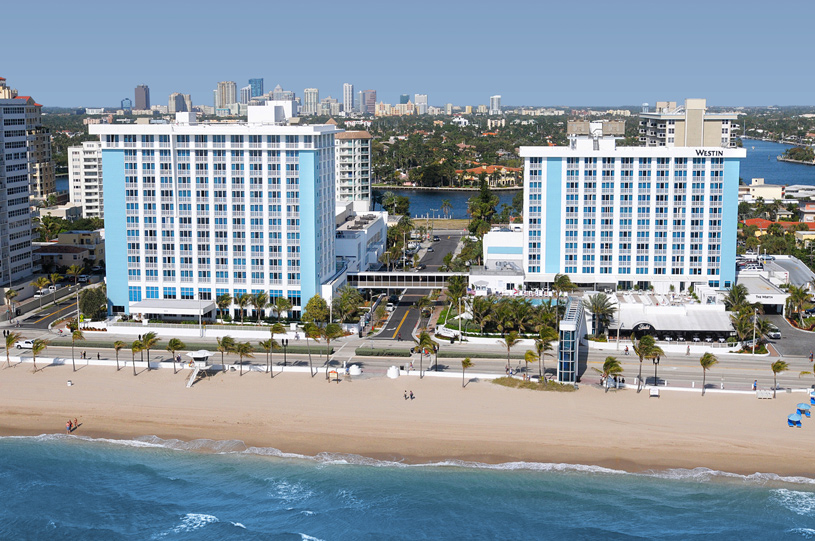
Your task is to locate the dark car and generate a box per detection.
[388,294,400,304]
[433,236,441,242]
[414,264,427,271]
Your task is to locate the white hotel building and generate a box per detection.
[517,120,745,294]
[90,104,342,319]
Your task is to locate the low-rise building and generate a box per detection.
[456,165,522,187]
[335,204,387,273]
[56,230,105,267]
[33,244,90,269]
[738,178,784,202]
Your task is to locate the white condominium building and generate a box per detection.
[343,83,354,113]
[520,120,745,295]
[335,131,372,211]
[0,94,35,283]
[68,141,104,218]
[303,88,319,116]
[489,95,501,115]
[639,99,739,148]
[90,104,341,318]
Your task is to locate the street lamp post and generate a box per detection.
[652,356,660,387]
[752,307,757,354]
[282,338,289,367]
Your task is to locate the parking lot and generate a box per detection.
[765,314,815,358]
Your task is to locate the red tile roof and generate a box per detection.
[742,218,815,231]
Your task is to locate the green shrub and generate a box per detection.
[492,376,576,392]
[355,347,411,357]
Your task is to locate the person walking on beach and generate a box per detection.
[66,420,72,433]
[404,390,408,400]
[752,380,758,391]
[97,352,100,360]
[74,418,78,430]
[409,391,414,400]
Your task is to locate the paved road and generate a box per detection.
[373,289,429,341]
[765,314,814,358]
[420,232,462,270]
[16,298,79,330]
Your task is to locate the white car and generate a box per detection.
[16,340,34,349]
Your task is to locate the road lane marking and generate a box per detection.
[32,302,76,324]
[391,310,410,339]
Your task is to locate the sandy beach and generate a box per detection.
[1,362,813,477]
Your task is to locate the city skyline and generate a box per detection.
[3,0,815,108]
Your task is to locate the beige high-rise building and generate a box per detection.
[215,81,237,109]
[335,131,373,210]
[303,88,319,115]
[639,99,739,148]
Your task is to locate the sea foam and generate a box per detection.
[5,433,815,488]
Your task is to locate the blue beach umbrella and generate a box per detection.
[797,403,811,417]
[789,413,802,427]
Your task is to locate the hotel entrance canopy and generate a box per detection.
[129,299,216,317]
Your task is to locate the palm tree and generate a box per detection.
[593,356,624,392]
[49,273,62,305]
[5,288,18,322]
[415,330,436,378]
[113,340,125,371]
[167,337,186,374]
[523,350,537,377]
[274,296,292,322]
[30,277,50,309]
[259,338,279,377]
[470,295,493,335]
[582,293,615,337]
[141,331,158,370]
[236,293,251,323]
[699,352,718,396]
[445,275,468,325]
[633,335,663,392]
[552,273,576,321]
[130,340,143,376]
[534,327,557,379]
[729,311,754,345]
[234,341,254,376]
[413,296,433,329]
[251,291,269,324]
[441,199,452,219]
[461,357,473,388]
[216,293,232,321]
[723,284,750,312]
[5,331,21,368]
[771,360,789,398]
[303,322,320,377]
[217,335,235,372]
[65,264,83,321]
[71,328,84,372]
[321,323,343,379]
[31,339,48,372]
[787,285,811,326]
[497,331,521,370]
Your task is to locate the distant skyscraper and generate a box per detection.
[356,90,364,113]
[303,88,319,115]
[239,85,252,105]
[489,95,502,115]
[414,94,428,115]
[249,78,264,98]
[121,98,133,110]
[135,84,150,110]
[400,94,409,105]
[169,93,192,114]
[343,83,354,113]
[271,84,295,101]
[445,103,453,115]
[215,81,237,108]
[361,90,376,115]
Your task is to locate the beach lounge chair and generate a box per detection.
[649,388,660,398]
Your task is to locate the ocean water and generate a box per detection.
[3,436,815,539]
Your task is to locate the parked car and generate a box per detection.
[16,340,34,349]
[78,275,89,283]
[767,329,781,340]
[33,291,46,298]
[433,236,441,242]
[427,247,434,252]
[414,264,427,271]
[386,303,395,312]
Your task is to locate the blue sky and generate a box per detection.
[4,0,814,108]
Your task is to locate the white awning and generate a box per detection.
[129,299,216,316]
[610,303,734,333]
